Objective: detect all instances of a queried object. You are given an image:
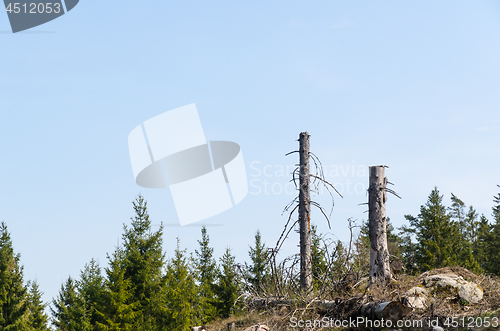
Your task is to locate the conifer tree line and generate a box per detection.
[348,186,500,278]
[0,222,50,330]
[398,186,500,275]
[50,195,247,331]
[1,187,500,330]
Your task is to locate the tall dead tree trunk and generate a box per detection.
[299,132,312,293]
[368,165,392,284]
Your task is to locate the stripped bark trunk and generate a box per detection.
[299,132,312,293]
[368,166,392,284]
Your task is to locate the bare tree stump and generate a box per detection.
[299,132,312,293]
[368,166,392,284]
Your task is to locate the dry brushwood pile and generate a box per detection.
[201,267,500,331]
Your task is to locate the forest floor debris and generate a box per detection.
[201,267,500,331]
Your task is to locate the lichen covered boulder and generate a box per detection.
[458,281,483,304]
[424,273,483,304]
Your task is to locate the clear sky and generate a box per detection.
[1,0,499,310]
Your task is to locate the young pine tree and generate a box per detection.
[494,185,500,223]
[474,215,492,271]
[121,195,166,328]
[331,240,349,280]
[0,222,30,330]
[403,187,458,271]
[77,259,106,330]
[215,248,241,319]
[311,225,327,289]
[246,230,270,293]
[26,281,50,331]
[87,195,166,331]
[485,186,500,275]
[51,277,90,331]
[352,228,371,278]
[94,250,138,331]
[449,193,467,239]
[448,194,481,273]
[192,226,217,323]
[164,240,198,331]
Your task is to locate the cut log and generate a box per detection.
[360,301,412,321]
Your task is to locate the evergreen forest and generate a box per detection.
[1,186,500,330]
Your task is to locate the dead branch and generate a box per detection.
[309,174,343,198]
[311,201,332,229]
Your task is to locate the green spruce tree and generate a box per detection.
[26,281,50,331]
[164,240,198,331]
[486,186,500,275]
[192,226,217,323]
[0,222,30,330]
[51,277,89,331]
[403,187,457,271]
[76,195,167,331]
[311,225,327,289]
[121,195,166,329]
[95,250,138,331]
[77,259,105,330]
[398,223,418,274]
[448,194,480,273]
[331,240,349,279]
[246,230,270,293]
[214,248,241,319]
[473,215,491,271]
[494,185,500,222]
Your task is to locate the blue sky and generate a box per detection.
[1,0,499,309]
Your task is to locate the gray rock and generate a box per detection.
[404,286,428,309]
[424,274,483,304]
[424,274,465,290]
[458,282,483,304]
